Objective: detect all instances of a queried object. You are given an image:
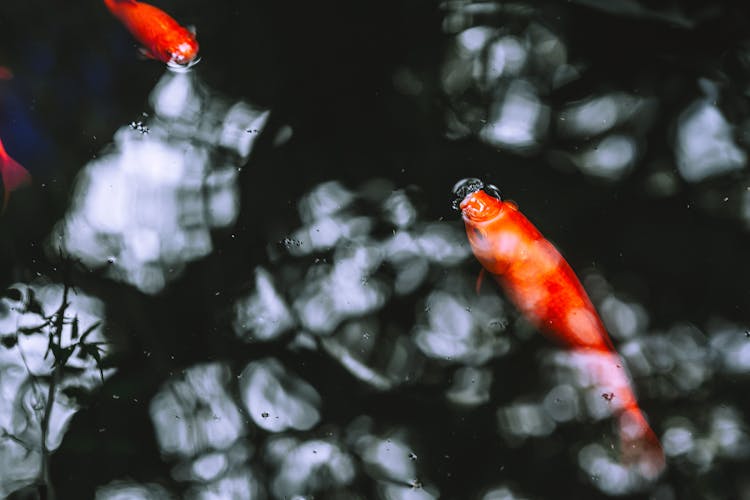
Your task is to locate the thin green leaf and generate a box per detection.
[50,343,75,368]
[25,289,44,316]
[79,321,102,343]
[81,343,105,381]
[71,315,79,340]
[18,323,48,335]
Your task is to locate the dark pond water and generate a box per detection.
[1,1,750,499]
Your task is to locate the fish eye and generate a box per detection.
[484,184,502,200]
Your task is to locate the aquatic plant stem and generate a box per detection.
[38,282,70,500]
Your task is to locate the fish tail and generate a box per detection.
[0,139,31,213]
[618,406,665,478]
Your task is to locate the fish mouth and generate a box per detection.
[167,55,201,71]
[460,191,499,222]
[452,178,502,221]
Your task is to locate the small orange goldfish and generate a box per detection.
[104,0,199,66]
[0,138,31,213]
[455,178,665,478]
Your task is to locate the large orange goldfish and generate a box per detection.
[104,0,199,66]
[0,138,30,213]
[454,178,665,478]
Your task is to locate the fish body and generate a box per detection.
[0,138,31,213]
[457,182,664,477]
[104,0,199,66]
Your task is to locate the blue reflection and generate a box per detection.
[661,405,750,472]
[378,483,438,500]
[51,70,269,294]
[233,267,294,341]
[710,323,750,374]
[442,19,573,149]
[446,366,493,406]
[578,443,647,495]
[497,402,556,439]
[440,15,670,187]
[149,364,263,499]
[479,80,548,152]
[576,134,638,181]
[675,99,746,182]
[558,93,653,138]
[149,363,245,457]
[239,358,321,432]
[348,419,438,499]
[95,480,172,499]
[599,294,649,340]
[414,287,509,364]
[268,438,355,498]
[481,485,528,500]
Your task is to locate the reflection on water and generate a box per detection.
[479,79,548,152]
[148,362,260,498]
[711,322,750,374]
[2,2,749,498]
[233,268,294,342]
[481,485,529,500]
[414,288,509,365]
[269,438,356,498]
[662,406,750,468]
[558,93,654,139]
[150,363,245,458]
[95,481,172,500]
[349,418,438,500]
[0,174,743,498]
[575,134,638,181]
[446,365,493,406]
[234,179,480,393]
[441,15,660,181]
[82,180,483,498]
[441,2,750,239]
[675,97,747,182]
[51,70,269,294]
[105,179,745,497]
[0,283,111,497]
[440,3,750,200]
[239,358,321,432]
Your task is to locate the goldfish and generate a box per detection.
[454,178,665,478]
[0,137,31,213]
[103,0,199,66]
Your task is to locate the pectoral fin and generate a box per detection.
[475,268,486,294]
[137,47,157,60]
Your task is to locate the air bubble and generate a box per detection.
[485,183,502,200]
[451,177,484,210]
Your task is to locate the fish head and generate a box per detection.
[158,29,199,66]
[452,178,511,274]
[172,41,199,65]
[452,178,503,222]
[170,38,199,66]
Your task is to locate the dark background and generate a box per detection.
[1,1,749,499]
